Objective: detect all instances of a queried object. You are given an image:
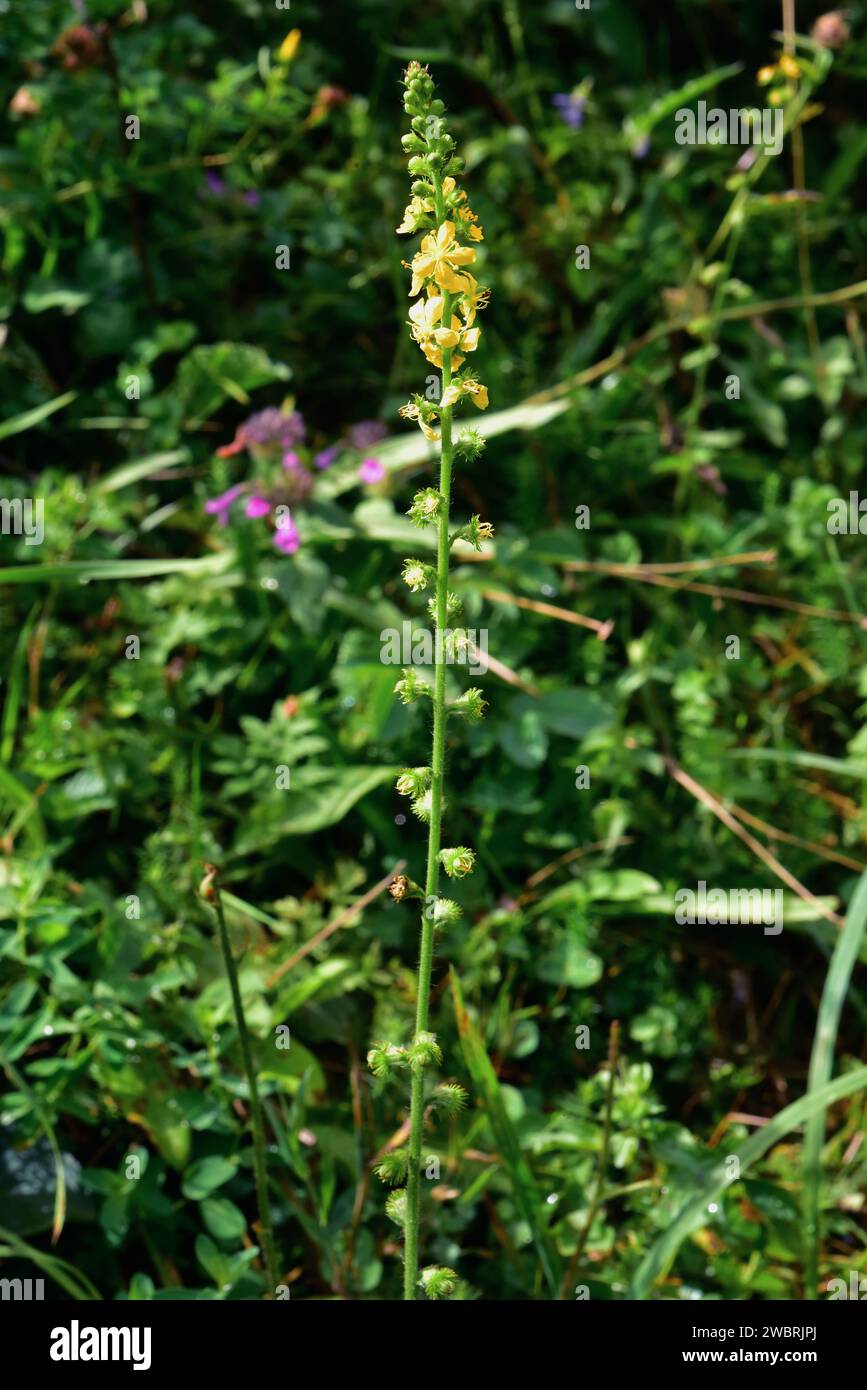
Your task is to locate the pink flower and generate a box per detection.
[245,495,270,518]
[358,456,385,485]
[282,450,301,471]
[205,483,246,527]
[274,513,300,554]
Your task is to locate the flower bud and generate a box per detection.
[438,846,476,879]
[419,1266,457,1300]
[408,1030,442,1070]
[812,10,850,48]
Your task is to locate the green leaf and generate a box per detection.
[166,342,291,425]
[511,689,614,741]
[181,1156,238,1201]
[625,62,743,140]
[536,936,602,989]
[200,1196,247,1242]
[235,765,398,845]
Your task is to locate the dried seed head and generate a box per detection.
[389,874,411,902]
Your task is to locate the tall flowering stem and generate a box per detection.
[367,63,491,1302]
[200,865,280,1297]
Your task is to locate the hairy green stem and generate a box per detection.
[404,176,453,1301]
[212,886,280,1296]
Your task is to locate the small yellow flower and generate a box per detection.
[463,380,489,410]
[779,53,800,80]
[757,64,776,85]
[456,206,484,241]
[440,380,489,411]
[400,400,440,441]
[397,194,435,234]
[409,220,476,296]
[408,294,480,370]
[458,275,490,328]
[408,293,445,355]
[278,29,302,63]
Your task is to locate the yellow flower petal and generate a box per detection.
[278,29,302,63]
[435,266,471,294]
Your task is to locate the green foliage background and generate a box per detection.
[1,0,867,1300]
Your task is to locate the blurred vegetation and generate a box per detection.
[1,0,867,1301]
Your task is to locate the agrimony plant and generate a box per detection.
[366,62,492,1301]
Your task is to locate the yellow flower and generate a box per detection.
[409,220,476,296]
[457,206,484,241]
[408,293,445,356]
[458,274,490,327]
[400,400,440,441]
[278,29,302,63]
[440,380,489,411]
[779,53,800,80]
[408,294,480,370]
[397,194,435,235]
[757,64,776,85]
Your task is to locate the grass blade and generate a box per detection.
[0,391,76,441]
[0,1226,101,1299]
[450,969,561,1297]
[95,449,191,494]
[1,1054,67,1244]
[802,869,867,1297]
[631,1065,867,1298]
[0,554,231,585]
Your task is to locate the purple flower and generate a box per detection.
[358,456,386,485]
[314,444,340,471]
[205,483,246,527]
[219,407,305,457]
[274,513,300,554]
[245,495,270,518]
[631,133,650,160]
[205,171,227,196]
[243,190,261,207]
[552,93,585,130]
[282,450,302,471]
[348,420,388,450]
